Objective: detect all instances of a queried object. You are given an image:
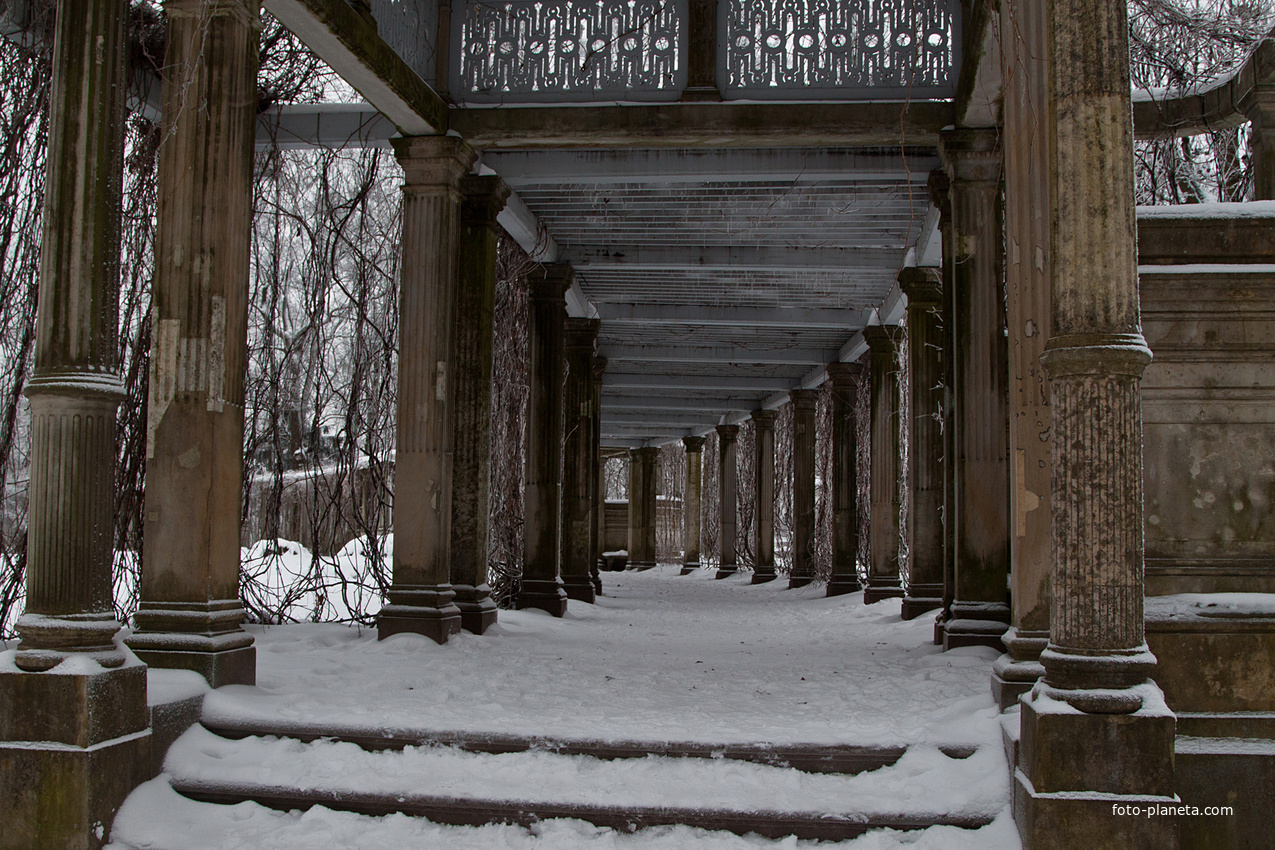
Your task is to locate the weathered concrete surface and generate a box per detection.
[1177,738,1275,850]
[716,424,739,579]
[995,0,1052,707]
[562,318,600,601]
[899,268,944,620]
[627,447,659,571]
[789,391,818,589]
[750,412,776,583]
[826,363,863,597]
[863,326,904,603]
[449,175,509,633]
[939,128,1011,651]
[517,264,571,616]
[378,136,473,643]
[681,436,706,575]
[129,0,259,688]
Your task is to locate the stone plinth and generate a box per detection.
[826,363,863,597]
[863,326,904,603]
[378,135,474,643]
[715,424,739,578]
[899,268,944,620]
[562,319,600,601]
[517,264,571,617]
[627,447,659,571]
[789,391,818,589]
[681,436,706,575]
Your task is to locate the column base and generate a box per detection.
[0,660,152,850]
[992,628,1049,709]
[127,600,256,688]
[377,585,462,644]
[1014,683,1178,849]
[943,601,1011,650]
[934,609,948,645]
[863,577,905,604]
[901,582,943,619]
[679,561,699,576]
[133,645,255,689]
[826,573,861,596]
[788,574,813,589]
[714,566,737,580]
[752,569,777,584]
[516,579,568,617]
[452,584,498,635]
[625,560,656,571]
[563,576,596,604]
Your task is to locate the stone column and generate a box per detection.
[994,0,1052,707]
[376,136,472,643]
[680,436,706,575]
[939,129,1012,650]
[590,357,607,593]
[562,318,600,601]
[518,264,571,615]
[826,363,863,596]
[715,424,739,578]
[0,0,151,844]
[929,170,956,644]
[1245,89,1275,201]
[448,175,509,634]
[788,391,818,588]
[900,267,945,620]
[627,446,659,570]
[863,326,905,603]
[1015,3,1178,846]
[125,0,259,687]
[750,410,776,583]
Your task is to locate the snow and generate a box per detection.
[148,668,210,707]
[109,566,1019,849]
[1144,592,1275,620]
[1138,263,1275,274]
[1136,200,1275,219]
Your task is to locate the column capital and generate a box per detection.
[631,446,660,462]
[789,388,819,412]
[750,408,775,429]
[862,324,902,355]
[460,174,510,229]
[939,127,1002,185]
[682,435,706,452]
[565,317,600,351]
[826,361,865,390]
[528,262,574,302]
[899,266,943,305]
[716,423,739,442]
[391,135,476,188]
[927,168,951,212]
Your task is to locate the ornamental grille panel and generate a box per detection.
[453,0,687,103]
[722,0,959,98]
[372,0,438,85]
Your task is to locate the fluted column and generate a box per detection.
[788,391,818,588]
[715,424,739,578]
[518,264,571,615]
[929,169,956,644]
[863,326,905,603]
[377,136,473,643]
[1,0,151,844]
[750,410,776,583]
[900,268,945,620]
[590,357,607,593]
[627,447,659,570]
[1014,3,1177,847]
[562,318,600,601]
[994,0,1052,707]
[826,363,863,596]
[448,175,509,634]
[939,129,1011,650]
[124,0,259,686]
[680,436,706,575]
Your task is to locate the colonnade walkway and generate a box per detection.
[105,568,1020,848]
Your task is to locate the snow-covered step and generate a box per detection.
[162,726,1003,842]
[202,716,975,775]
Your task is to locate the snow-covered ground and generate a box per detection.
[108,565,1021,849]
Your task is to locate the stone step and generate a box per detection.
[201,716,975,775]
[164,725,1000,842]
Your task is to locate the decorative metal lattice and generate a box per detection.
[454,0,685,102]
[724,0,958,98]
[372,0,438,84]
